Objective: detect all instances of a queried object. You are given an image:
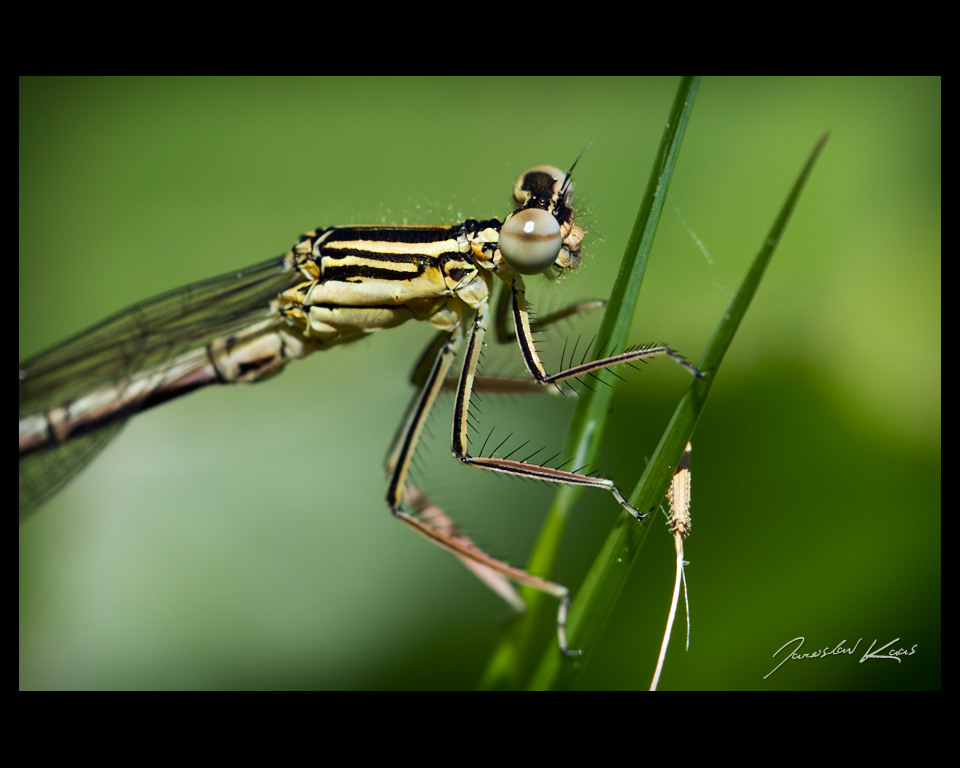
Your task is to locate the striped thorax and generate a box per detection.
[278,166,585,344]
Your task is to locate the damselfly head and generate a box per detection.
[499,165,583,275]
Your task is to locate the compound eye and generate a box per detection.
[499,208,562,274]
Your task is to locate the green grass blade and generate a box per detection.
[477,77,701,690]
[527,132,831,691]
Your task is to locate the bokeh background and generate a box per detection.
[19,77,940,690]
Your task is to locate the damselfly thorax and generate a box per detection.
[18,163,699,654]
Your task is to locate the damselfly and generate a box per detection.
[19,162,701,653]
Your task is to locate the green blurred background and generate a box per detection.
[19,77,940,690]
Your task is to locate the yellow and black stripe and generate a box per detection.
[281,221,501,341]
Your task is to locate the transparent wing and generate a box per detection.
[18,255,301,520]
[19,423,126,521]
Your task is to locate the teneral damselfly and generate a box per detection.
[19,162,701,653]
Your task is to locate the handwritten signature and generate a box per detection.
[765,637,918,679]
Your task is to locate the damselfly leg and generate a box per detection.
[386,277,700,655]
